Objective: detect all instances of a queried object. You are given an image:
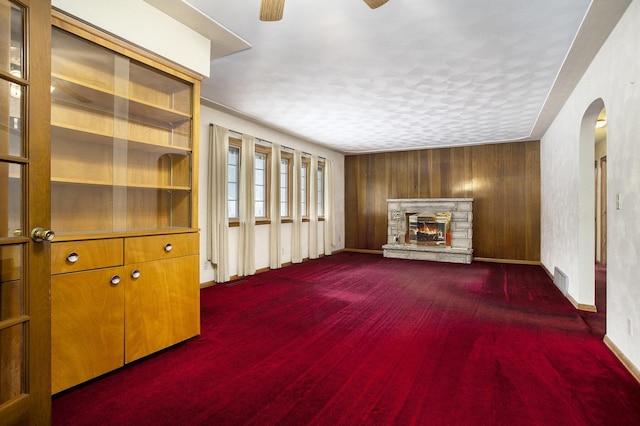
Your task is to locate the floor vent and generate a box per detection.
[225,279,247,287]
[554,267,569,296]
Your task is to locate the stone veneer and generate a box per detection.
[382,198,473,264]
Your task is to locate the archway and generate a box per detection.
[577,99,605,311]
[594,107,607,318]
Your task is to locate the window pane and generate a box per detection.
[2,3,24,74]
[228,147,240,219]
[228,165,237,183]
[254,152,267,217]
[228,202,237,219]
[0,244,23,320]
[255,201,265,218]
[1,3,24,156]
[255,185,264,201]
[229,147,239,163]
[317,167,324,216]
[1,79,23,157]
[0,324,25,404]
[280,179,288,217]
[280,158,289,217]
[0,162,23,238]
[301,164,307,217]
[255,168,264,184]
[228,183,237,201]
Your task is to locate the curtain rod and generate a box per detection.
[226,127,325,160]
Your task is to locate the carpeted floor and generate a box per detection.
[52,253,640,425]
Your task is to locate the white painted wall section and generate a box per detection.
[540,0,640,373]
[52,0,211,76]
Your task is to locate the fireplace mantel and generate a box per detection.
[383,198,473,264]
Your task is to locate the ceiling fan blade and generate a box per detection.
[363,0,389,9]
[260,0,285,21]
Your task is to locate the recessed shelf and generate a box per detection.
[52,73,191,127]
[52,125,192,154]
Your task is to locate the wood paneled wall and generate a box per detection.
[344,141,541,261]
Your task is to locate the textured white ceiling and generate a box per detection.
[187,0,593,154]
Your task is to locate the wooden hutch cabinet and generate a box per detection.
[49,12,201,394]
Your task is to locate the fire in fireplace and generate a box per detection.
[405,212,452,246]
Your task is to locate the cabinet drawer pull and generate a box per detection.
[164,243,173,253]
[110,275,121,286]
[66,252,79,264]
[131,269,141,279]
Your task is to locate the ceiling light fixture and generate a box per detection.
[596,119,607,128]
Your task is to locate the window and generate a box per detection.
[227,144,240,219]
[280,156,291,218]
[301,160,309,218]
[254,148,269,219]
[317,163,325,217]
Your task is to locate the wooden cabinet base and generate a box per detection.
[51,233,200,394]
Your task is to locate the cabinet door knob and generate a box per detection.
[131,269,141,279]
[164,243,173,253]
[110,275,121,286]
[66,252,79,263]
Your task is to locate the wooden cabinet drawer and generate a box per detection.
[124,233,198,264]
[52,239,124,275]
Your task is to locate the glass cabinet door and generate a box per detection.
[51,27,194,237]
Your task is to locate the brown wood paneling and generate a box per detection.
[344,141,541,261]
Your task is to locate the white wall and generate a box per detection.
[52,0,211,76]
[541,0,640,371]
[198,104,345,284]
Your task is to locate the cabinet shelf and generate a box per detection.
[51,178,191,191]
[51,125,192,155]
[52,75,191,128]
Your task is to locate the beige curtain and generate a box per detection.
[291,150,302,263]
[309,154,318,259]
[206,124,230,283]
[324,159,334,256]
[238,134,256,276]
[269,143,282,269]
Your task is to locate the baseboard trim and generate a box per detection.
[205,254,336,286]
[540,264,599,313]
[342,250,544,264]
[343,248,384,255]
[200,280,217,289]
[604,335,640,384]
[473,257,541,265]
[567,293,597,313]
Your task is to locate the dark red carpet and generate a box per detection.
[52,253,640,425]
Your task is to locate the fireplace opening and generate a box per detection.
[405,212,451,246]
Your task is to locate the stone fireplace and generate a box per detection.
[383,198,473,264]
